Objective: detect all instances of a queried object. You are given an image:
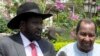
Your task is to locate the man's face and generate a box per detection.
[22,17,43,41]
[76,22,96,52]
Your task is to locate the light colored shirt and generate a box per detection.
[56,42,100,56]
[20,32,43,56]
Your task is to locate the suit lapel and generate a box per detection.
[37,39,48,56]
[11,33,26,56]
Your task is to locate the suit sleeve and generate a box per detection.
[0,42,4,56]
[50,43,56,56]
[0,48,3,56]
[0,37,5,56]
[56,51,67,56]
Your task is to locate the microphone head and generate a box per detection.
[58,51,66,56]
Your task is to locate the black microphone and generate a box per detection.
[58,51,67,56]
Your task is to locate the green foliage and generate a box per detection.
[0,18,7,32]
[73,0,84,6]
[54,42,68,52]
[55,19,78,41]
[0,16,11,33]
[55,33,67,42]
[93,17,100,39]
[97,0,100,5]
[53,40,75,52]
[38,0,46,13]
[95,39,100,43]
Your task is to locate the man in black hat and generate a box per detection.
[0,2,56,56]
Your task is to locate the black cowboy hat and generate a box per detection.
[7,2,52,29]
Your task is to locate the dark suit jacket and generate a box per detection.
[0,33,56,56]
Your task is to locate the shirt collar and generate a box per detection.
[20,32,39,47]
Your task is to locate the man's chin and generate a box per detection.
[83,46,93,51]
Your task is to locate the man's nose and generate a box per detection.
[84,36,90,42]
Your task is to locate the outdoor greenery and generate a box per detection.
[0,17,7,32]
[53,40,74,52]
[0,14,11,33]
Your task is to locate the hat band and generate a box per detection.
[27,9,41,14]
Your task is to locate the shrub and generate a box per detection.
[53,40,74,52]
[0,17,12,33]
[0,17,7,32]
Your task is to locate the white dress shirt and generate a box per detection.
[20,32,43,56]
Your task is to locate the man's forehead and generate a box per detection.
[80,22,95,30]
[80,21,95,27]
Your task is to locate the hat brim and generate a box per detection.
[7,12,52,29]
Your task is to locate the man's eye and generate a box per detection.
[88,33,95,37]
[80,33,87,36]
[80,32,95,37]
